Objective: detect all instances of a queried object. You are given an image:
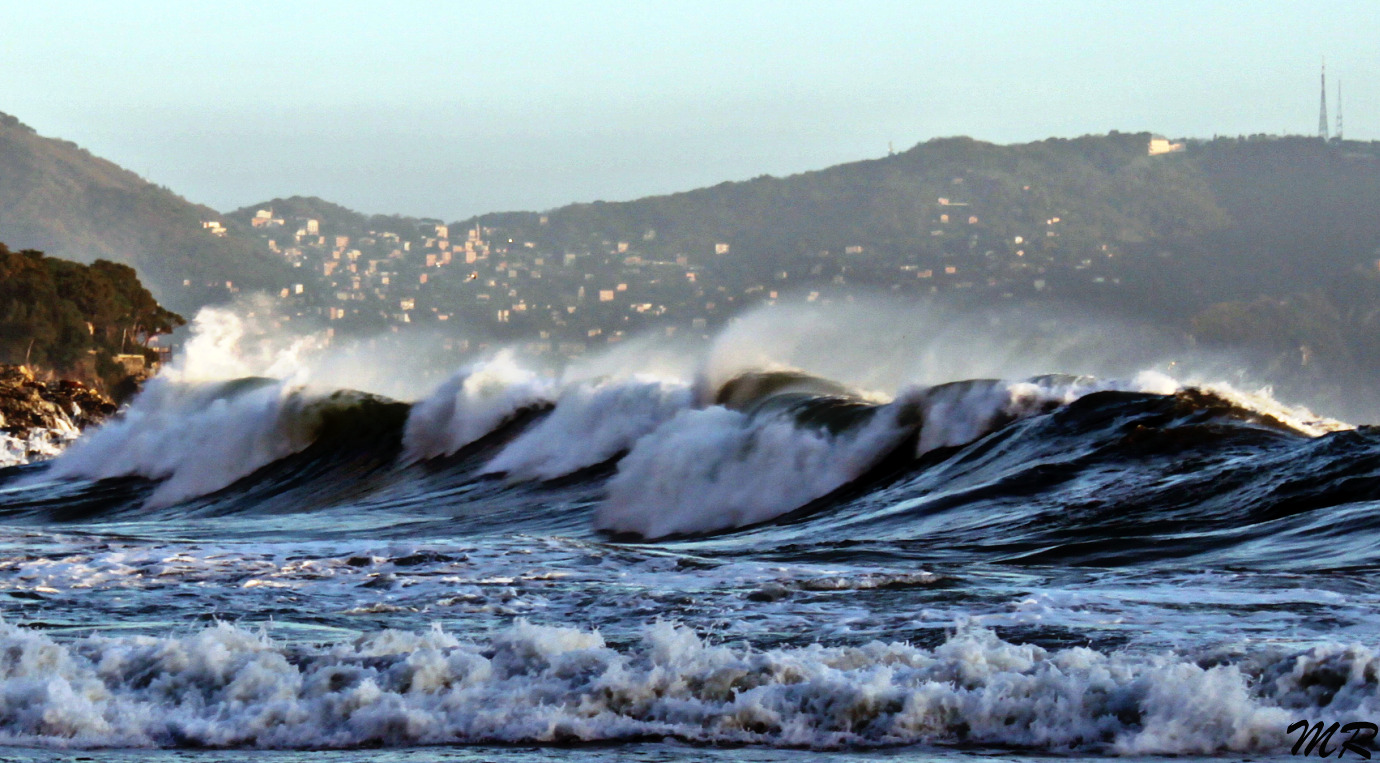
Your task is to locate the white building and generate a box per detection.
[1148,135,1186,156]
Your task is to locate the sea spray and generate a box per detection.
[170,301,323,384]
[482,376,692,481]
[41,377,323,507]
[0,618,1357,753]
[401,352,554,463]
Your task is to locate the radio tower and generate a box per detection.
[1319,59,1329,140]
[1336,79,1344,140]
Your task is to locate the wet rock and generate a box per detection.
[0,364,117,465]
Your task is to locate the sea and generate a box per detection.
[0,302,1376,762]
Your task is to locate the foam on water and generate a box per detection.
[40,378,324,507]
[482,377,692,481]
[596,400,914,538]
[0,619,1365,753]
[402,353,553,463]
[0,420,80,469]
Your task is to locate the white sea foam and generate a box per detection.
[0,619,1360,752]
[483,377,692,481]
[0,418,80,468]
[596,401,913,538]
[916,371,1180,454]
[594,372,1191,538]
[41,378,323,507]
[401,352,554,463]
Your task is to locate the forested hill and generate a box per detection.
[0,112,288,314]
[467,132,1380,317]
[11,109,1380,404]
[0,243,183,394]
[224,195,424,237]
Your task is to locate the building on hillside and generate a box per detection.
[251,209,284,228]
[1148,135,1186,156]
[113,354,147,376]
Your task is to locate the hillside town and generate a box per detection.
[179,130,1380,379]
[221,180,1138,359]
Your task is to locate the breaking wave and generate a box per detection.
[481,376,692,482]
[401,352,554,464]
[36,377,401,508]
[0,619,1367,753]
[13,350,1364,550]
[5,312,1380,759]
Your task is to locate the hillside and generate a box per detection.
[455,132,1380,314]
[223,132,1380,414]
[224,195,425,239]
[230,131,1380,342]
[0,243,183,397]
[0,112,288,313]
[444,134,1380,393]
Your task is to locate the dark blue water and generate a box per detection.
[0,362,1375,758]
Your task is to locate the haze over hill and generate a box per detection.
[229,132,1380,410]
[6,106,1380,413]
[239,131,1380,316]
[467,132,1380,310]
[0,112,287,314]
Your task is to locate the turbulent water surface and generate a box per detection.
[0,337,1377,761]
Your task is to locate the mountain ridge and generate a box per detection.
[0,111,288,314]
[7,107,1380,404]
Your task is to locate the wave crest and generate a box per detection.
[0,619,1357,753]
[39,378,358,507]
[482,377,692,481]
[401,353,553,463]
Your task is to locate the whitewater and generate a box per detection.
[0,303,1376,761]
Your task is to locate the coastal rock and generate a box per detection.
[0,365,117,467]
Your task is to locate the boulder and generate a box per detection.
[0,365,118,465]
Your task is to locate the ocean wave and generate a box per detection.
[913,371,1179,454]
[481,377,692,481]
[0,620,1362,753]
[401,352,553,464]
[596,397,914,538]
[38,378,393,508]
[22,360,1363,543]
[594,371,1196,539]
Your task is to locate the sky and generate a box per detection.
[3,0,1378,221]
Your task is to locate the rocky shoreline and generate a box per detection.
[0,365,117,467]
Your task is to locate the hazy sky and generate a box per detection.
[4,1,1377,220]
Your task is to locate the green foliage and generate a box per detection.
[0,242,184,382]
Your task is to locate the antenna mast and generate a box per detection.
[1319,58,1329,140]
